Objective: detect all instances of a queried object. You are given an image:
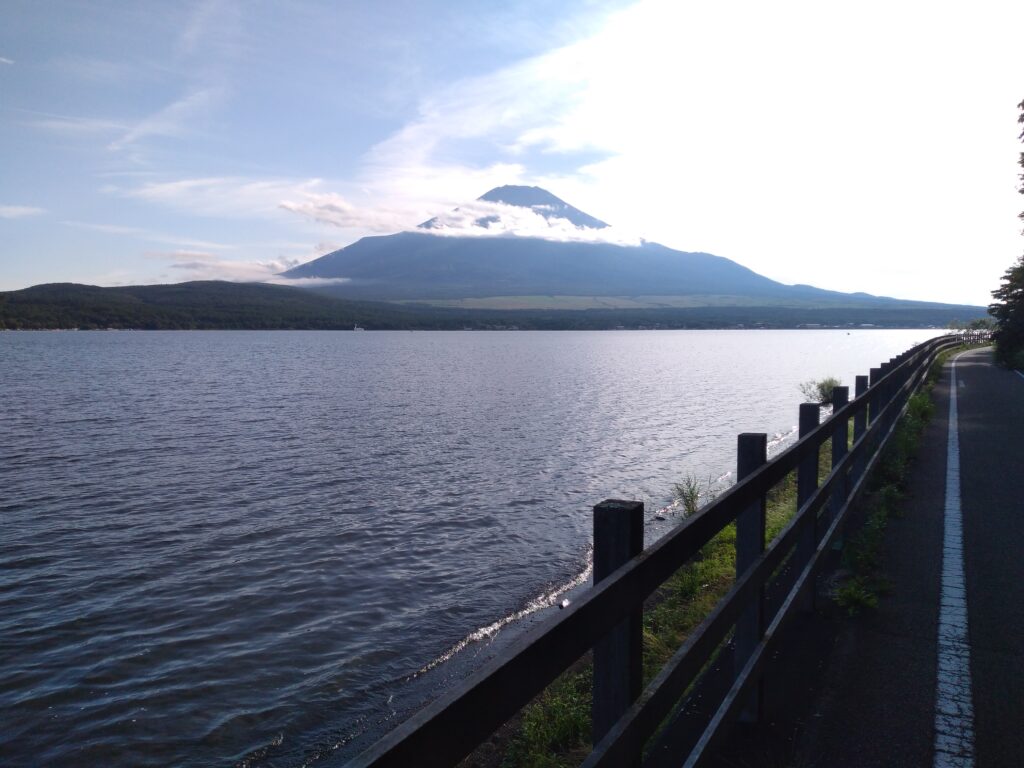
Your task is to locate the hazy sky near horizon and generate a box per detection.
[1,0,1021,306]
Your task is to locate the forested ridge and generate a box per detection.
[0,281,986,331]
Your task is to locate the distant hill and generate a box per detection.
[0,281,418,330]
[282,185,979,316]
[0,281,987,331]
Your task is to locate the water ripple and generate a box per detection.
[0,328,942,766]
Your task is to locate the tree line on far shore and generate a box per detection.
[0,281,987,332]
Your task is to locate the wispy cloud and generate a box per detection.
[22,109,128,137]
[279,191,422,233]
[63,220,231,251]
[178,0,242,58]
[49,54,174,84]
[0,56,13,65]
[270,275,350,287]
[0,205,46,219]
[120,175,420,249]
[127,176,325,218]
[151,249,322,283]
[108,87,221,151]
[346,26,612,213]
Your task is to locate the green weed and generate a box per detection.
[502,363,941,764]
[799,376,843,405]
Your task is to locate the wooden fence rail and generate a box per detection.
[349,333,967,768]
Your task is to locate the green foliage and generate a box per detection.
[501,668,593,768]
[836,493,895,616]
[799,376,843,404]
[990,99,1024,368]
[990,256,1024,367]
[835,376,935,615]
[672,475,703,516]
[0,281,989,331]
[835,579,880,614]
[503,454,809,766]
[0,282,421,331]
[503,361,939,764]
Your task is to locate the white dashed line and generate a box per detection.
[933,353,975,768]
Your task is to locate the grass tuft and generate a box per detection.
[501,351,955,765]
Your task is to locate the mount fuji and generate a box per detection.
[281,187,950,311]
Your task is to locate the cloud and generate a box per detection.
[127,176,325,218]
[0,57,13,65]
[279,192,420,233]
[24,110,128,137]
[418,199,640,245]
[0,205,46,219]
[108,87,221,151]
[267,276,351,287]
[274,20,604,220]
[49,54,170,84]
[153,250,304,282]
[63,220,231,251]
[330,0,1021,306]
[178,0,242,58]
[150,250,349,285]
[278,186,640,245]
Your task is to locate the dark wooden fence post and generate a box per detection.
[884,363,896,430]
[829,386,850,532]
[735,433,767,722]
[853,374,869,483]
[868,367,882,428]
[592,499,644,755]
[797,403,820,612]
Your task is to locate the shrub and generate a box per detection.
[799,376,843,404]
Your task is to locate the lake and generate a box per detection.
[0,328,942,766]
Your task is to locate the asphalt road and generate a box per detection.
[956,348,1024,766]
[792,347,1024,767]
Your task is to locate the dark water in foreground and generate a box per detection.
[0,329,941,766]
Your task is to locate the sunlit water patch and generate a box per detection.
[0,329,942,766]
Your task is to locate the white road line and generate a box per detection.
[933,353,976,768]
[1015,369,1024,381]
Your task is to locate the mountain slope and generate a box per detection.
[282,186,958,310]
[476,185,610,229]
[419,185,610,231]
[283,232,800,300]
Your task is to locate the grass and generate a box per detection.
[833,364,939,615]
[500,347,963,766]
[837,338,990,612]
[671,474,703,517]
[501,461,811,767]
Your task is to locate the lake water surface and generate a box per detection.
[0,329,942,766]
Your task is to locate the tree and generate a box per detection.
[989,99,1024,368]
[991,255,1024,366]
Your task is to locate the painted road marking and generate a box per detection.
[1016,369,1024,381]
[933,353,976,768]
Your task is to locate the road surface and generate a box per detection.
[793,347,1024,767]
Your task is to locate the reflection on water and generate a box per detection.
[0,329,941,766]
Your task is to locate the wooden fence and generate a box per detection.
[348,333,967,768]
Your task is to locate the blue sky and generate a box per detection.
[1,0,1021,306]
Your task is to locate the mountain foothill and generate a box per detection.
[1,186,987,330]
